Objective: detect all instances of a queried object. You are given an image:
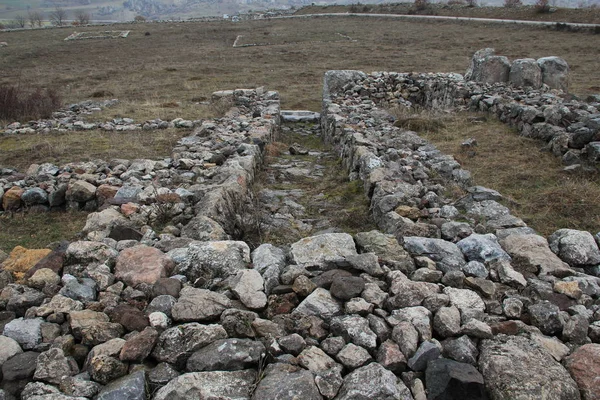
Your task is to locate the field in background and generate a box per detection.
[0,15,600,250]
[295,3,600,24]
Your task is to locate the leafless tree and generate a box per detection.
[49,7,68,26]
[74,10,91,25]
[28,11,44,28]
[15,14,26,28]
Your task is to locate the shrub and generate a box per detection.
[535,0,551,12]
[0,85,61,121]
[504,0,522,7]
[466,0,478,7]
[415,0,430,11]
[134,15,146,22]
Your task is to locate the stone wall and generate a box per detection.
[323,63,600,169]
[0,88,280,242]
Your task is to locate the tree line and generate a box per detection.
[1,7,92,29]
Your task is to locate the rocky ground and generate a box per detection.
[0,83,599,400]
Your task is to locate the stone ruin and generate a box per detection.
[64,31,130,41]
[1,51,600,399]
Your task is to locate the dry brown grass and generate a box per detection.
[0,128,190,170]
[415,111,600,236]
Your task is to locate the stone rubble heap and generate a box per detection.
[1,99,200,135]
[344,49,600,169]
[0,74,599,400]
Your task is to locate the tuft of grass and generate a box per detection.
[416,111,600,236]
[0,84,61,122]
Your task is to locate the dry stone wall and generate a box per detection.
[330,54,600,169]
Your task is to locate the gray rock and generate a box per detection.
[361,283,388,308]
[293,288,343,322]
[537,56,569,92]
[502,297,523,319]
[33,348,76,385]
[146,295,177,318]
[355,230,414,273]
[66,180,96,203]
[457,234,510,263]
[334,362,413,400]
[345,253,384,276]
[173,241,250,288]
[443,287,485,314]
[509,58,542,89]
[3,317,43,350]
[297,346,338,373]
[0,335,23,366]
[492,260,527,288]
[479,335,580,400]
[392,322,419,359]
[403,237,466,273]
[407,340,441,372]
[96,370,146,400]
[441,221,473,242]
[433,306,461,338]
[461,261,488,278]
[321,336,346,357]
[252,244,286,295]
[2,351,39,386]
[252,363,321,400]
[562,314,589,345]
[323,70,367,100]
[230,269,267,310]
[376,339,407,373]
[148,363,180,386]
[171,287,231,322]
[442,335,479,365]
[315,367,344,399]
[465,48,510,84]
[330,315,377,350]
[278,333,306,356]
[425,358,486,400]
[152,323,227,369]
[181,215,228,241]
[186,338,265,372]
[528,301,563,336]
[330,276,365,301]
[155,370,256,400]
[21,188,48,205]
[548,229,600,266]
[290,233,357,271]
[499,234,571,277]
[59,275,97,303]
[336,343,371,369]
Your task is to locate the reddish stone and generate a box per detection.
[96,184,119,205]
[565,344,600,400]
[120,202,139,216]
[120,327,159,362]
[490,321,520,336]
[108,304,149,332]
[266,293,299,319]
[114,245,174,287]
[2,186,24,211]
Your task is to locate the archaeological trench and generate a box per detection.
[1,49,600,400]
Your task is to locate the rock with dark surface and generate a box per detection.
[33,348,77,385]
[479,335,580,400]
[442,335,479,365]
[171,287,231,322]
[330,276,365,301]
[152,323,227,369]
[96,370,146,400]
[456,234,510,263]
[426,358,487,400]
[107,304,148,332]
[565,344,600,400]
[119,327,159,362]
[528,301,563,336]
[186,338,265,372]
[114,245,174,287]
[24,241,68,280]
[66,180,96,202]
[155,370,256,400]
[68,310,124,346]
[408,340,441,372]
[1,351,39,381]
[548,229,600,266]
[249,363,321,400]
[334,362,413,400]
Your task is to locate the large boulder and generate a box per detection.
[186,338,265,372]
[323,70,367,101]
[538,56,569,92]
[114,245,174,287]
[252,244,286,295]
[334,362,413,400]
[155,370,256,400]
[479,335,580,400]
[565,344,600,400]
[403,237,465,273]
[426,358,486,400]
[252,363,321,400]
[173,241,250,288]
[499,234,571,277]
[509,58,542,89]
[1,246,51,281]
[96,370,146,400]
[465,48,510,84]
[290,233,357,271]
[292,288,343,322]
[548,229,600,266]
[180,215,228,241]
[171,287,231,322]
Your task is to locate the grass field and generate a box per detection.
[0,14,599,250]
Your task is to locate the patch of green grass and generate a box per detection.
[0,210,88,253]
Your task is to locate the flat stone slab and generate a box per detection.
[281,110,321,122]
